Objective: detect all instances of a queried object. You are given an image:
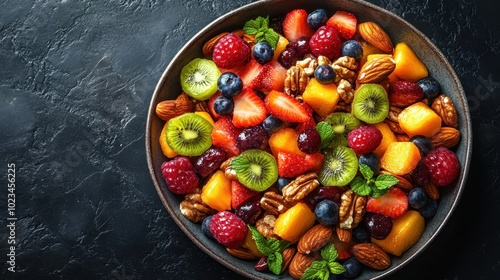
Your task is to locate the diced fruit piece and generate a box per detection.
[398,102,442,138]
[274,202,316,243]
[366,186,409,219]
[231,150,278,191]
[265,90,310,123]
[232,87,267,128]
[201,170,232,211]
[331,233,354,261]
[237,125,269,151]
[380,142,421,175]
[252,60,287,92]
[161,156,199,194]
[159,122,179,158]
[235,59,264,88]
[276,151,324,178]
[302,78,341,118]
[212,33,251,69]
[231,180,260,209]
[297,128,322,154]
[371,210,425,256]
[211,116,241,157]
[347,125,383,155]
[359,41,385,68]
[194,146,227,177]
[282,9,315,42]
[243,230,265,258]
[273,34,289,61]
[388,80,424,107]
[309,25,342,59]
[269,127,306,157]
[393,42,428,82]
[423,146,461,186]
[326,10,357,40]
[372,122,397,158]
[209,211,248,249]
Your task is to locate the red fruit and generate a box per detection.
[277,151,324,178]
[161,156,199,194]
[265,90,310,123]
[209,211,248,248]
[295,102,316,133]
[309,25,342,59]
[252,60,287,92]
[235,59,264,88]
[211,116,241,157]
[213,33,251,69]
[326,10,357,40]
[423,146,460,186]
[388,80,425,107]
[331,234,354,261]
[231,180,260,209]
[232,87,267,127]
[282,9,315,42]
[347,125,383,155]
[366,187,409,219]
[208,92,224,120]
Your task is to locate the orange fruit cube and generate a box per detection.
[393,42,428,82]
[268,127,305,157]
[302,78,341,118]
[398,102,442,138]
[380,142,421,175]
[274,202,316,243]
[201,170,232,211]
[159,122,179,158]
[372,122,397,158]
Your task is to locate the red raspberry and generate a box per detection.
[347,125,383,155]
[423,147,460,186]
[209,211,248,248]
[161,156,199,194]
[212,33,251,69]
[308,25,342,59]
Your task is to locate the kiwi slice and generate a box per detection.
[230,149,278,191]
[324,112,361,148]
[318,146,359,187]
[180,58,221,100]
[352,84,390,124]
[166,113,213,156]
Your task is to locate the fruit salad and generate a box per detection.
[155,7,462,279]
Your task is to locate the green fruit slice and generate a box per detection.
[230,149,278,191]
[352,84,390,124]
[180,58,221,100]
[324,112,361,148]
[318,146,359,186]
[166,113,213,156]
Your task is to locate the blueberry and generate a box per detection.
[417,77,441,99]
[277,177,292,191]
[342,257,362,279]
[314,64,336,84]
[212,95,234,115]
[201,215,215,239]
[358,153,380,173]
[410,135,432,156]
[341,40,363,61]
[352,225,371,243]
[262,115,284,134]
[408,187,428,209]
[314,199,339,226]
[307,8,328,30]
[419,198,438,218]
[253,41,274,65]
[217,72,243,98]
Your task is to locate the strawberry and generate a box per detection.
[366,186,409,219]
[232,87,267,128]
[331,234,354,261]
[295,102,316,133]
[212,33,251,69]
[235,59,264,88]
[211,116,242,157]
[277,151,324,178]
[282,9,315,42]
[252,60,287,92]
[388,80,424,107]
[326,10,357,40]
[264,90,310,123]
[208,92,224,120]
[309,25,342,59]
[231,180,260,209]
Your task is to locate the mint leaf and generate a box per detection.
[243,17,266,34]
[243,16,279,49]
[320,243,338,263]
[374,174,399,190]
[350,176,371,196]
[316,121,335,149]
[371,187,389,198]
[248,225,272,256]
[263,29,279,49]
[359,164,374,180]
[267,251,283,275]
[328,261,346,274]
[301,260,329,280]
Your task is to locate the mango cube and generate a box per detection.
[274,202,316,243]
[380,142,421,175]
[201,170,232,212]
[398,102,442,138]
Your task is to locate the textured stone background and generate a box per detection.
[0,0,499,279]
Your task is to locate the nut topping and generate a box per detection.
[358,22,394,53]
[226,247,258,260]
[297,224,333,254]
[332,56,358,84]
[356,54,395,84]
[339,189,367,229]
[296,56,318,76]
[351,242,392,270]
[431,126,461,148]
[282,172,320,203]
[256,214,279,239]
[260,191,290,216]
[155,93,195,122]
[431,94,458,127]
[288,251,321,279]
[284,66,309,97]
[180,189,216,223]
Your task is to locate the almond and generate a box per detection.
[351,243,391,270]
[431,127,460,148]
[423,182,440,200]
[280,247,297,274]
[288,251,321,279]
[358,22,394,53]
[155,93,194,122]
[226,247,258,260]
[297,224,333,254]
[356,54,396,84]
[336,224,352,243]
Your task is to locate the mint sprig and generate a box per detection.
[350,164,399,197]
[301,243,346,280]
[243,16,279,49]
[248,225,290,275]
[316,121,335,149]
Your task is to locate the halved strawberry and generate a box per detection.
[282,9,315,42]
[235,60,264,88]
[366,186,409,219]
[231,180,260,209]
[211,116,242,157]
[276,151,324,178]
[295,102,316,133]
[265,90,310,123]
[232,87,267,128]
[326,10,357,40]
[253,60,287,92]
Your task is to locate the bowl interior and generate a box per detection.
[146,0,472,279]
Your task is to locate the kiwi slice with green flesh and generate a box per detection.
[166,113,213,156]
[180,58,221,100]
[318,146,359,187]
[324,112,361,148]
[230,149,278,191]
[352,84,389,124]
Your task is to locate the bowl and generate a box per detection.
[145,0,472,279]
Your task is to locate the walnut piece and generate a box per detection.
[432,94,458,127]
[332,56,358,84]
[337,79,355,104]
[256,214,279,239]
[284,66,309,97]
[180,189,216,223]
[282,172,320,203]
[339,189,367,229]
[260,191,290,216]
[220,156,237,180]
[296,56,318,76]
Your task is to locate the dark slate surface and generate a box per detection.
[0,0,499,279]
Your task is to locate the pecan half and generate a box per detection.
[180,189,216,222]
[387,105,402,123]
[337,79,355,104]
[339,189,367,229]
[221,156,237,180]
[431,94,458,127]
[282,172,320,203]
[284,66,309,97]
[384,119,405,134]
[260,192,290,216]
